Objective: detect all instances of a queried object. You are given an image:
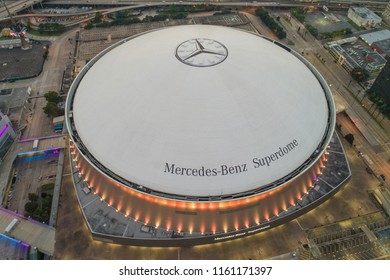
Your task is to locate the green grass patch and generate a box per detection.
[41,183,55,192]
[321,28,353,39]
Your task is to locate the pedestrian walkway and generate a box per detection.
[0,208,55,256]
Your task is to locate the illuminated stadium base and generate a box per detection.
[68,132,350,246]
[66,26,351,246]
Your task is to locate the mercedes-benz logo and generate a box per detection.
[175,38,228,67]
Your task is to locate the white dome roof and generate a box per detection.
[72,25,331,197]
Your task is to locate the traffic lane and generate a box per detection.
[337,113,390,184]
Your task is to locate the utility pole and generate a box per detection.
[0,0,30,50]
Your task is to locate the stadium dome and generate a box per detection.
[66,25,342,245]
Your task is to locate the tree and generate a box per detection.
[31,208,49,223]
[345,133,354,145]
[305,24,318,38]
[94,12,103,23]
[43,49,49,60]
[255,8,286,39]
[84,22,93,29]
[43,102,60,118]
[24,201,38,214]
[291,7,305,23]
[41,195,53,212]
[38,23,65,33]
[28,193,38,202]
[171,13,188,20]
[351,68,369,83]
[44,91,61,104]
[276,29,286,39]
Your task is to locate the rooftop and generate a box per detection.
[69,25,334,197]
[372,38,390,58]
[360,30,390,46]
[350,7,382,21]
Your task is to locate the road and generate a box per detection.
[242,11,277,38]
[274,11,390,185]
[0,0,44,19]
[337,112,390,185]
[1,28,78,139]
[0,28,76,205]
[282,12,390,136]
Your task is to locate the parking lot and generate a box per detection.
[77,13,254,62]
[78,19,192,61]
[6,151,59,216]
[0,40,49,82]
[304,11,356,34]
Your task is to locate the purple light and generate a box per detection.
[0,124,9,138]
[17,147,60,156]
[0,232,30,248]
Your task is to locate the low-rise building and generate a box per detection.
[359,30,390,60]
[0,110,16,161]
[372,39,390,60]
[365,52,387,72]
[383,1,390,23]
[348,7,382,28]
[328,41,386,73]
[0,39,22,49]
[360,30,390,46]
[329,43,360,72]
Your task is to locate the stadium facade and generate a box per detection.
[66,25,351,246]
